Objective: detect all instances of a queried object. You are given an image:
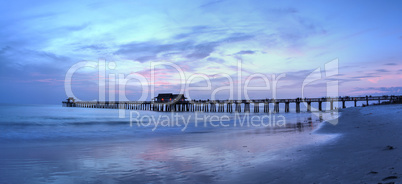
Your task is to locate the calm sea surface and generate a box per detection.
[0,104,339,183]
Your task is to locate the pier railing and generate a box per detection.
[62,95,402,113]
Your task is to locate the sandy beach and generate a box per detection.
[228,104,402,183]
[0,104,401,183]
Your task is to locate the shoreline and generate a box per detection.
[227,104,402,183]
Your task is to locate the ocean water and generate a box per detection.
[0,104,339,183]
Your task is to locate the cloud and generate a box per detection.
[0,46,122,103]
[376,69,389,73]
[235,50,255,55]
[114,40,193,62]
[385,63,397,66]
[172,26,212,40]
[0,47,71,68]
[0,11,89,50]
[114,31,254,63]
[80,44,108,51]
[185,42,219,60]
[0,47,73,81]
[351,75,380,79]
[61,23,89,32]
[248,7,327,50]
[199,0,226,9]
[274,68,363,90]
[352,87,402,94]
[206,57,225,63]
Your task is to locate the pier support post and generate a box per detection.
[342,100,346,109]
[330,100,334,110]
[227,103,232,113]
[274,102,279,113]
[211,103,216,112]
[254,103,259,113]
[296,102,300,113]
[263,103,269,113]
[244,103,250,112]
[366,96,369,106]
[307,101,311,112]
[285,102,289,112]
[216,103,221,112]
[354,99,357,107]
[318,101,322,111]
[235,103,241,112]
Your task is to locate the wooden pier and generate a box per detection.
[62,95,402,113]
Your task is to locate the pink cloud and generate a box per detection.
[367,77,381,83]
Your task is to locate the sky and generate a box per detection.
[0,0,401,104]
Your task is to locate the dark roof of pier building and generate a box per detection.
[154,93,186,102]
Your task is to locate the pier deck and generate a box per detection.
[62,95,402,113]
